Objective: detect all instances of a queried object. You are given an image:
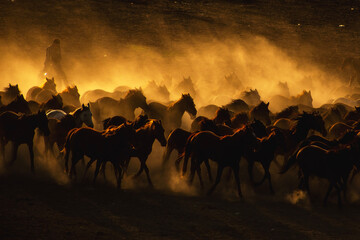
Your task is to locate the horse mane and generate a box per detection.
[124,88,144,99]
[168,94,192,110]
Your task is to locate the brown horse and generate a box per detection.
[59,86,81,107]
[45,104,94,157]
[64,123,136,188]
[285,144,360,207]
[130,120,167,186]
[245,128,285,194]
[26,77,57,102]
[182,126,258,198]
[249,102,271,126]
[0,111,50,173]
[231,112,249,129]
[274,105,299,120]
[190,107,231,132]
[91,89,148,123]
[0,84,21,105]
[0,94,31,115]
[145,93,197,133]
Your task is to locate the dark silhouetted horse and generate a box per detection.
[0,95,31,115]
[249,101,271,126]
[0,84,21,105]
[0,110,50,173]
[103,114,149,130]
[240,89,261,106]
[145,93,197,133]
[182,126,258,198]
[190,107,231,132]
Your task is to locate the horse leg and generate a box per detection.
[334,183,343,209]
[143,160,153,187]
[9,142,19,167]
[196,161,204,189]
[207,164,224,196]
[101,161,107,181]
[204,159,212,182]
[188,156,197,185]
[114,163,122,189]
[323,183,334,207]
[93,159,102,185]
[134,158,144,178]
[0,138,5,162]
[27,142,35,174]
[82,157,96,180]
[162,146,173,169]
[175,152,183,172]
[247,160,255,184]
[266,169,274,194]
[233,163,243,198]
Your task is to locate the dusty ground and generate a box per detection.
[1,0,360,239]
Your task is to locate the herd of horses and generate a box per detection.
[3,77,360,208]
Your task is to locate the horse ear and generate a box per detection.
[8,83,11,87]
[82,104,85,108]
[87,103,90,107]
[266,102,269,107]
[51,77,54,81]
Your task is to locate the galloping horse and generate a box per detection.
[0,111,50,173]
[64,123,136,188]
[182,126,258,198]
[190,107,231,132]
[45,104,94,157]
[0,84,21,105]
[130,120,167,186]
[145,93,197,133]
[0,95,31,114]
[91,89,148,123]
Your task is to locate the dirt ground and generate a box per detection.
[2,0,360,239]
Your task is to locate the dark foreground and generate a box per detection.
[1,174,360,240]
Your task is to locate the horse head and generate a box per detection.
[80,103,94,128]
[215,107,231,126]
[125,88,148,110]
[43,77,57,93]
[181,93,197,119]
[151,119,167,146]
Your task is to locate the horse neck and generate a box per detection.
[121,98,137,111]
[168,99,186,117]
[291,120,310,142]
[136,125,156,146]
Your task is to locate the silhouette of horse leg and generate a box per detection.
[113,163,122,189]
[175,152,183,172]
[27,142,35,173]
[93,159,102,184]
[9,142,19,167]
[204,159,212,182]
[207,164,224,196]
[187,156,198,185]
[323,183,334,207]
[0,138,5,161]
[196,161,204,189]
[83,157,96,180]
[162,146,173,169]
[233,163,243,198]
[142,160,153,187]
[335,183,343,208]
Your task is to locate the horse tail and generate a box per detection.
[279,152,298,174]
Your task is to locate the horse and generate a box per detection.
[224,99,249,113]
[46,109,67,120]
[322,107,343,130]
[143,80,170,103]
[282,144,360,207]
[145,93,197,133]
[45,104,94,157]
[162,128,193,171]
[175,77,197,98]
[182,126,258,198]
[245,128,285,193]
[328,122,353,139]
[0,84,21,105]
[231,112,249,129]
[59,86,81,107]
[190,107,231,132]
[343,106,360,122]
[102,114,149,130]
[130,120,167,186]
[0,95,31,115]
[26,77,57,102]
[273,118,294,130]
[240,89,261,106]
[274,105,299,120]
[197,105,220,119]
[249,101,271,126]
[64,124,136,188]
[91,89,148,123]
[39,94,63,112]
[269,90,313,113]
[80,88,127,104]
[274,111,327,165]
[0,110,50,173]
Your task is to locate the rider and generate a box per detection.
[41,39,68,86]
